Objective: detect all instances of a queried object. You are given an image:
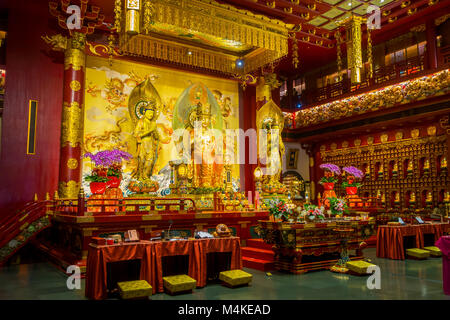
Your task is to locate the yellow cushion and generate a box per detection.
[117,280,152,299]
[423,246,442,257]
[346,261,375,274]
[219,269,252,287]
[406,248,430,259]
[163,275,197,293]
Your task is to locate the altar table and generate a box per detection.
[436,236,450,295]
[85,237,242,300]
[376,223,449,260]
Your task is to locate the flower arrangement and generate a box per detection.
[328,197,348,216]
[84,168,108,183]
[319,163,341,184]
[320,163,341,175]
[85,149,132,167]
[264,199,291,221]
[342,166,363,188]
[84,149,133,193]
[302,204,325,220]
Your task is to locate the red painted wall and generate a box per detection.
[0,0,63,212]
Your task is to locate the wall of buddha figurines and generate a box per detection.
[316,124,449,210]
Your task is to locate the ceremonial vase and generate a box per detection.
[107,176,121,188]
[90,182,107,195]
[345,187,358,195]
[323,182,335,190]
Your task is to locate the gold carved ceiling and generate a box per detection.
[115,0,293,75]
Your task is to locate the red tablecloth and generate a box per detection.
[85,237,242,300]
[436,235,450,295]
[376,223,449,260]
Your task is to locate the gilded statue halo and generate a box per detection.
[128,78,162,124]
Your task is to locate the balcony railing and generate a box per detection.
[299,54,427,107]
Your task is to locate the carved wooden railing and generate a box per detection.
[285,54,433,110]
[302,55,427,106]
[0,201,52,265]
[53,195,197,216]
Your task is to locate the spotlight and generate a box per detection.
[187,50,193,56]
[236,59,244,68]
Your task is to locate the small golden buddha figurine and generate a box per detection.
[423,159,430,174]
[394,192,400,204]
[409,192,416,204]
[426,191,432,203]
[441,157,448,175]
[444,191,450,203]
[392,162,398,179]
[378,163,384,179]
[392,162,398,173]
[407,160,413,172]
[381,193,385,204]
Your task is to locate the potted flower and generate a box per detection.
[303,204,325,221]
[85,149,132,189]
[319,163,341,191]
[328,197,348,217]
[84,169,109,195]
[264,199,291,222]
[342,166,363,195]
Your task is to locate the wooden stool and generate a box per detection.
[406,248,430,260]
[423,246,442,257]
[117,280,152,299]
[163,275,197,295]
[219,270,252,287]
[346,261,376,276]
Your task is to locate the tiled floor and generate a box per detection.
[0,248,448,300]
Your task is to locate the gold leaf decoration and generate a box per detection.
[61,102,83,147]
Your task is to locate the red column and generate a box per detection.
[241,85,257,194]
[426,19,438,69]
[58,33,86,198]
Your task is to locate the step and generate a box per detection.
[246,239,273,251]
[242,257,274,272]
[242,247,274,261]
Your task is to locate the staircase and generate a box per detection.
[0,201,52,266]
[242,239,275,272]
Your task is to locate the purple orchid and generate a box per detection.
[85,149,133,167]
[343,166,364,179]
[319,163,341,175]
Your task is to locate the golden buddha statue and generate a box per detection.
[381,192,385,204]
[265,120,285,185]
[133,102,160,180]
[128,78,172,183]
[190,90,223,189]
